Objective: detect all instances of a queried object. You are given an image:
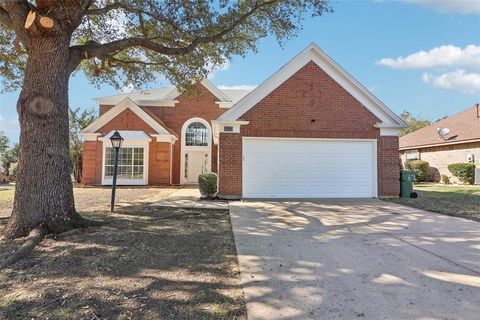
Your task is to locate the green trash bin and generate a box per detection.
[400,170,415,198]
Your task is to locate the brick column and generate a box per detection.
[218,133,242,198]
[378,136,401,197]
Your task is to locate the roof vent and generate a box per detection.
[437,127,450,140]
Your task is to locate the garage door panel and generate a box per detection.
[242,138,376,198]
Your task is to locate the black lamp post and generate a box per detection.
[110,131,124,213]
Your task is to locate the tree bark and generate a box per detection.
[3,33,83,239]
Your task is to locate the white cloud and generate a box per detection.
[421,70,480,94]
[377,44,480,69]
[121,83,135,93]
[368,85,380,93]
[401,0,480,14]
[218,85,257,90]
[207,60,231,80]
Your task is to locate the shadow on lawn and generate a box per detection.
[0,205,246,320]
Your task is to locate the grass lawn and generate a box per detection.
[385,184,480,222]
[0,190,246,319]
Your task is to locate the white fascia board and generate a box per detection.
[200,79,231,102]
[379,127,400,137]
[82,133,101,141]
[218,43,406,128]
[82,97,172,135]
[216,101,234,108]
[135,100,178,107]
[211,120,249,145]
[151,134,178,144]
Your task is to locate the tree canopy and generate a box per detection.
[0,0,333,240]
[0,0,332,92]
[399,111,431,137]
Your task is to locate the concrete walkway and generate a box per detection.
[230,199,480,320]
[150,186,228,209]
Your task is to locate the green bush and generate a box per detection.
[441,174,450,184]
[198,172,218,198]
[405,160,430,182]
[448,163,476,184]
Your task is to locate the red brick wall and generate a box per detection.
[83,84,225,185]
[218,61,398,197]
[82,109,173,185]
[149,141,171,184]
[97,108,157,135]
[143,85,226,184]
[378,136,400,196]
[218,133,242,196]
[82,141,102,185]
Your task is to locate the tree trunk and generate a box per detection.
[73,154,82,183]
[3,34,83,239]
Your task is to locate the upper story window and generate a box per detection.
[185,122,209,146]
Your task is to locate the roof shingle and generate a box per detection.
[399,104,480,150]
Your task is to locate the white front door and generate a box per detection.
[186,151,206,183]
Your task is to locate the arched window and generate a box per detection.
[185,122,209,146]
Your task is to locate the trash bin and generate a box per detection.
[400,170,415,198]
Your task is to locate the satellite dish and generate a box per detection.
[437,127,450,140]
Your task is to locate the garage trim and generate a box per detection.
[242,137,378,198]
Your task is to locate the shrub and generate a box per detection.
[198,172,218,198]
[405,160,430,182]
[441,175,450,184]
[448,163,476,185]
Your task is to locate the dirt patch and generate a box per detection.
[0,205,246,319]
[0,187,177,218]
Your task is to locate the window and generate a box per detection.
[405,149,419,160]
[185,122,208,146]
[105,147,144,180]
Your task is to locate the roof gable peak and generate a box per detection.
[217,43,405,128]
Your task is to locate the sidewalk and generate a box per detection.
[150,186,228,209]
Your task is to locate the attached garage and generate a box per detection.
[214,44,406,199]
[242,138,377,198]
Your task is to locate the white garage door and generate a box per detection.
[242,138,377,198]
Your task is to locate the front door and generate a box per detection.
[186,151,206,183]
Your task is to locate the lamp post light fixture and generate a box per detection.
[110,131,124,213]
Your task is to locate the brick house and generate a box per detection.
[81,43,405,198]
[399,104,480,183]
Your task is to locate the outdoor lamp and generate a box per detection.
[109,131,123,213]
[110,130,124,149]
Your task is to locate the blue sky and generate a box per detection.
[1,0,479,144]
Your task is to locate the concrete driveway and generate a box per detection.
[229,199,480,320]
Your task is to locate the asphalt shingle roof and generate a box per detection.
[399,104,480,150]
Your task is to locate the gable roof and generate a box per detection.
[94,79,252,106]
[400,104,480,150]
[82,97,177,138]
[217,43,405,128]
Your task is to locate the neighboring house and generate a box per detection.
[399,104,480,182]
[81,43,405,198]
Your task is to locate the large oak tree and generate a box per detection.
[0,0,330,239]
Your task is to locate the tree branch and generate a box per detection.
[86,2,124,16]
[0,5,13,28]
[70,0,280,71]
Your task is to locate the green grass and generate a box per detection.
[386,184,480,221]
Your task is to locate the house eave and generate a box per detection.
[399,138,480,151]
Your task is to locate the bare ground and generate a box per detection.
[0,187,177,218]
[0,189,246,320]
